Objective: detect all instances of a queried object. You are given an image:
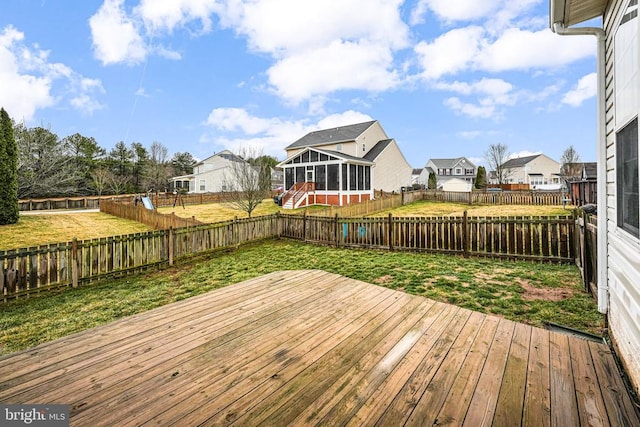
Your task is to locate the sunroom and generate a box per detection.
[278,147,374,209]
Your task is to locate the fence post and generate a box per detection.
[388,213,393,251]
[334,213,339,247]
[71,237,79,288]
[463,211,469,257]
[303,211,307,242]
[234,216,239,248]
[275,212,281,238]
[168,227,174,266]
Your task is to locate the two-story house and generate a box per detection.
[425,157,477,192]
[277,120,412,208]
[501,154,562,189]
[170,150,250,193]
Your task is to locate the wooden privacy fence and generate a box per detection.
[280,213,574,262]
[1,213,576,301]
[100,199,202,230]
[575,212,598,295]
[423,190,567,205]
[308,192,402,217]
[1,216,280,301]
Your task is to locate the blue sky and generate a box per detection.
[1,0,599,167]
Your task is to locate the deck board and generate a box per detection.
[0,269,638,426]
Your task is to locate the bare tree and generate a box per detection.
[224,147,272,218]
[485,143,512,185]
[560,145,582,181]
[91,167,111,196]
[147,141,171,192]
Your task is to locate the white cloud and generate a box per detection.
[203,108,372,157]
[436,78,516,119]
[136,0,219,34]
[445,97,497,119]
[218,0,409,104]
[414,26,484,80]
[0,26,103,121]
[415,26,595,80]
[476,28,595,72]
[267,40,400,103]
[227,0,408,55]
[411,0,502,23]
[89,0,147,65]
[562,73,597,106]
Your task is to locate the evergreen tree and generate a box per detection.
[0,108,19,224]
[475,166,487,189]
[427,172,437,189]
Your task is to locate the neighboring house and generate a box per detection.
[501,154,562,189]
[277,120,412,208]
[271,167,284,190]
[551,0,640,393]
[425,157,476,190]
[412,168,429,188]
[170,150,248,193]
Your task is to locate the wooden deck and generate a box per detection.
[0,270,638,426]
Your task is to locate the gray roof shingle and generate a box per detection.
[502,154,541,168]
[285,120,377,149]
[363,139,393,161]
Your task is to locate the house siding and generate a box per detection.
[604,0,640,393]
[370,141,413,192]
[505,155,561,186]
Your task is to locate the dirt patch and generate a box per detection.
[373,275,394,284]
[517,278,575,301]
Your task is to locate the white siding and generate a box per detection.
[371,141,413,192]
[605,0,640,393]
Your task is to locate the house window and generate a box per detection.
[285,168,294,189]
[617,117,639,238]
[342,164,348,190]
[310,150,318,162]
[364,166,371,190]
[455,168,462,175]
[315,165,326,190]
[327,164,339,190]
[199,180,205,191]
[302,151,310,163]
[349,165,357,190]
[466,168,474,175]
[446,169,451,175]
[362,144,366,152]
[357,165,364,189]
[296,167,305,184]
[614,0,638,127]
[336,144,342,151]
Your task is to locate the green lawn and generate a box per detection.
[0,213,151,250]
[0,239,601,356]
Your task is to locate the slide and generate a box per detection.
[141,196,154,210]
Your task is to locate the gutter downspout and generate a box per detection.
[551,22,608,314]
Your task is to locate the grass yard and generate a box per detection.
[370,200,572,217]
[158,199,574,224]
[0,239,601,356]
[157,198,285,223]
[0,213,152,251]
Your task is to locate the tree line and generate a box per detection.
[13,121,197,199]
